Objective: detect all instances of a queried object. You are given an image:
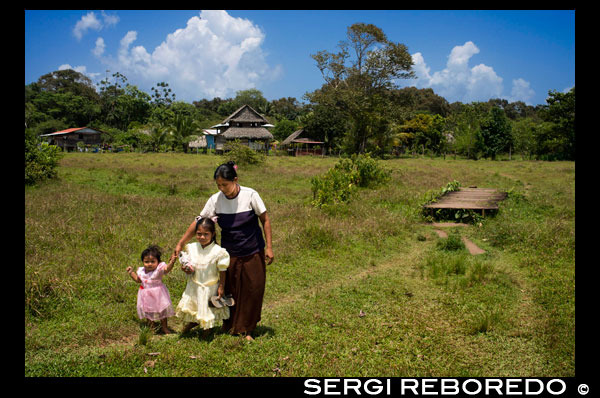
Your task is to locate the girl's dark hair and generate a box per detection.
[196,217,217,244]
[141,244,162,262]
[214,161,237,181]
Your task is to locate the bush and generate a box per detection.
[436,231,465,251]
[311,166,356,207]
[223,140,266,166]
[25,130,63,186]
[311,153,390,207]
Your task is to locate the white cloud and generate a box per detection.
[411,52,431,82]
[562,85,574,93]
[58,64,87,74]
[73,12,102,40]
[73,10,119,40]
[101,10,119,27]
[92,37,105,57]
[509,78,535,104]
[468,63,503,100]
[409,41,532,104]
[96,10,281,101]
[57,64,101,80]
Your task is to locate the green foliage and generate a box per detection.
[223,140,266,166]
[310,165,356,208]
[536,87,575,160]
[271,119,299,142]
[25,130,63,185]
[308,23,414,154]
[400,113,446,155]
[169,113,201,153]
[311,153,390,207]
[477,107,513,160]
[436,230,465,251]
[24,64,573,160]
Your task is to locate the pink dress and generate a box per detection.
[136,262,175,321]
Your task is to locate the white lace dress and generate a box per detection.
[175,241,230,329]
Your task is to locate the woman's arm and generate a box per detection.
[174,219,197,257]
[258,211,273,265]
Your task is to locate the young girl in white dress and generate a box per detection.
[175,217,231,334]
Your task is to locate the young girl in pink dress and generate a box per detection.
[126,245,176,334]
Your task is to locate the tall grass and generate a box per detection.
[25,153,574,376]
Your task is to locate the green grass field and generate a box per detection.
[25,153,574,377]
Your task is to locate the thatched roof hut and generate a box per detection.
[281,129,324,156]
[217,104,274,141]
[212,104,274,153]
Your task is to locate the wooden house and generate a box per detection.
[280,129,324,156]
[211,105,274,154]
[40,127,105,152]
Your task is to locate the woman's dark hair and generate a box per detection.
[214,161,237,181]
[196,217,217,244]
[141,244,162,262]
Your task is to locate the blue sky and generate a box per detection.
[25,10,575,106]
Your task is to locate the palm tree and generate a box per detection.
[148,123,168,152]
[169,114,201,153]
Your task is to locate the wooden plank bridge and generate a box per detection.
[423,187,507,217]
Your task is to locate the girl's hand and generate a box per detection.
[217,284,225,298]
[126,266,132,273]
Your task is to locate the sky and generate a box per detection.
[25,10,575,106]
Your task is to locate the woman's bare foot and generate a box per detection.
[244,334,254,341]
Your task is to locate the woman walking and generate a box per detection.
[175,161,273,340]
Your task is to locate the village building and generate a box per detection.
[40,127,105,152]
[211,105,274,154]
[188,129,219,152]
[280,128,325,156]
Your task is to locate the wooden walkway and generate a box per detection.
[424,188,507,216]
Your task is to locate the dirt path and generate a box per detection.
[430,223,485,255]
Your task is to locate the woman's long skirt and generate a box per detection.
[223,250,266,335]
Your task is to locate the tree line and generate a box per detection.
[25,23,574,161]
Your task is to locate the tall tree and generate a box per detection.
[306,23,415,154]
[537,87,575,160]
[477,107,513,160]
[446,103,487,159]
[232,89,268,112]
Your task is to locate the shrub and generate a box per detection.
[311,153,390,207]
[25,130,63,186]
[311,166,356,207]
[223,140,266,166]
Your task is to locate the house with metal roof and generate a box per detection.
[40,127,105,152]
[211,105,274,153]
